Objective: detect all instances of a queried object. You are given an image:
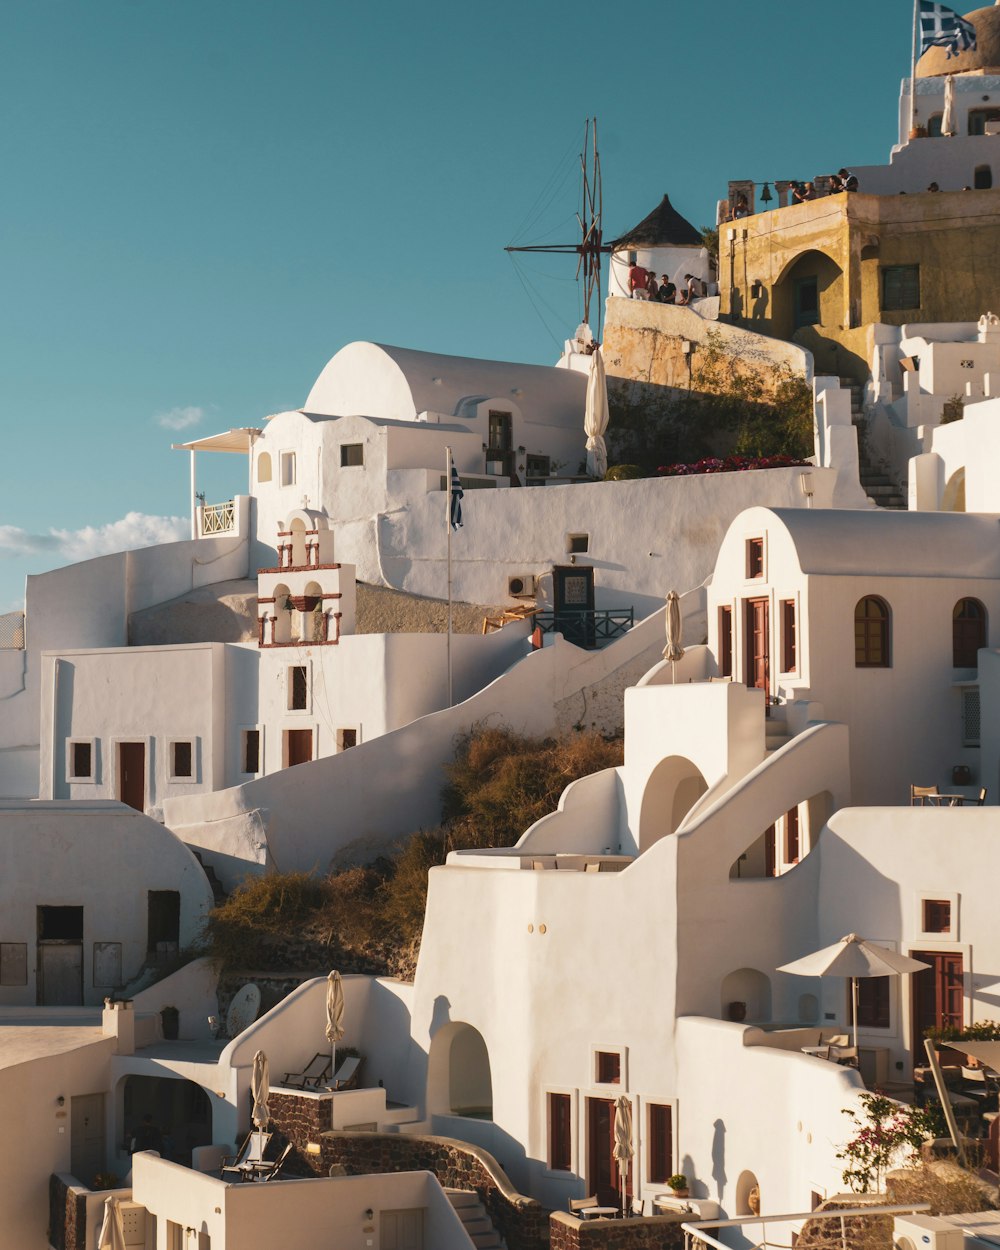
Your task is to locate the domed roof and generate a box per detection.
[917,4,1000,77]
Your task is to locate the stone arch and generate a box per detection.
[272,582,291,644]
[772,248,844,341]
[288,517,308,568]
[942,467,966,513]
[735,1169,761,1216]
[638,755,709,853]
[304,580,326,642]
[729,790,833,879]
[426,1021,493,1120]
[721,968,772,1024]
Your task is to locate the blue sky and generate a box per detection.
[0,0,910,609]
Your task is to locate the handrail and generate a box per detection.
[200,499,235,535]
[682,1201,931,1250]
[533,607,634,649]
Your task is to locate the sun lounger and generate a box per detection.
[327,1054,361,1090]
[282,1052,332,1089]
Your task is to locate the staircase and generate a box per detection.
[765,707,792,755]
[841,377,907,509]
[445,1189,507,1249]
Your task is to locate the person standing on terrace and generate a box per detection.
[628,259,650,299]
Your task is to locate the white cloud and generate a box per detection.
[0,512,189,562]
[154,405,206,431]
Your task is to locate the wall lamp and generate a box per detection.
[364,1208,374,1221]
[56,1096,65,1107]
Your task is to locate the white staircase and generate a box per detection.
[445,1189,507,1249]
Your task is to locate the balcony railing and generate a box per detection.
[533,608,634,649]
[0,611,25,650]
[200,499,235,535]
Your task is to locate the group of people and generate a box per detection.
[724,168,860,222]
[627,263,706,305]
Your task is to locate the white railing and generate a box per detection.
[0,611,25,650]
[683,1202,931,1250]
[200,500,235,535]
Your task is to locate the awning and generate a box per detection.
[171,427,263,454]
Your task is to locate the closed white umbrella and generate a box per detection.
[613,1095,634,1218]
[663,590,685,682]
[584,348,609,480]
[251,1049,270,1130]
[778,934,929,1050]
[942,75,957,137]
[98,1194,127,1250]
[325,970,345,1075]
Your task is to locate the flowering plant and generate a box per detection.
[656,454,810,477]
[837,1092,938,1193]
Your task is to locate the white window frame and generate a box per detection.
[167,737,198,783]
[279,449,296,487]
[239,724,265,777]
[542,1085,578,1178]
[590,1043,628,1090]
[916,891,960,942]
[286,661,312,713]
[640,1094,676,1187]
[66,737,98,783]
[336,726,360,752]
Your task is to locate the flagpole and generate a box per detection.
[910,0,919,135]
[446,445,453,708]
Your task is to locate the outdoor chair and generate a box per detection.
[282,1052,332,1089]
[569,1196,599,1216]
[829,1045,859,1067]
[259,1141,294,1182]
[328,1054,361,1090]
[911,785,939,806]
[978,787,989,806]
[220,1130,271,1181]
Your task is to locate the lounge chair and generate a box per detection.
[220,1130,271,1181]
[282,1053,332,1089]
[259,1141,294,1182]
[328,1054,361,1090]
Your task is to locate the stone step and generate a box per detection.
[472,1235,504,1249]
[445,1190,506,1250]
[446,1189,482,1209]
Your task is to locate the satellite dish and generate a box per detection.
[226,983,261,1038]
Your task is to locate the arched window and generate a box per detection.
[855,597,890,667]
[257,451,272,483]
[953,598,987,667]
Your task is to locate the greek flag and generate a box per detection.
[450,462,464,530]
[919,0,977,58]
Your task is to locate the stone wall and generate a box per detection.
[550,1210,688,1250]
[49,1174,87,1250]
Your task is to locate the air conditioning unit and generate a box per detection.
[894,1215,964,1250]
[117,1202,148,1247]
[508,574,537,598]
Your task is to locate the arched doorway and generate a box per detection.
[638,756,709,852]
[120,1074,214,1166]
[427,1022,493,1120]
[773,250,844,341]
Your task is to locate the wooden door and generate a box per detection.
[39,944,83,1005]
[911,950,964,1047]
[70,1093,105,1187]
[119,741,146,811]
[554,566,596,648]
[487,410,514,479]
[286,729,313,767]
[587,1097,629,1207]
[744,598,770,693]
[380,1209,424,1250]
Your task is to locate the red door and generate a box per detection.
[744,598,770,693]
[911,951,964,1053]
[119,742,145,811]
[286,730,313,767]
[587,1098,630,1208]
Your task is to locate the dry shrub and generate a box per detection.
[888,1160,999,1214]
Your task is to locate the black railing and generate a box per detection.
[533,608,634,649]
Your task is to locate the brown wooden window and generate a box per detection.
[923,899,951,934]
[171,741,193,778]
[785,807,800,864]
[290,666,308,710]
[953,599,986,668]
[648,1103,673,1184]
[339,728,357,750]
[746,538,764,579]
[596,1051,621,1084]
[855,597,890,667]
[71,741,93,779]
[855,976,890,1028]
[243,729,260,774]
[719,606,733,677]
[781,599,797,672]
[548,1093,572,1171]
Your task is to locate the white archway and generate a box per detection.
[426,1021,493,1120]
[638,755,708,853]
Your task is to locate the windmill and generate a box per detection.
[505,118,611,340]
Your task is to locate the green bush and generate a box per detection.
[604,464,644,481]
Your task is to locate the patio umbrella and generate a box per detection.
[942,75,957,137]
[663,590,685,682]
[97,1194,127,1250]
[778,934,929,1050]
[584,348,609,480]
[251,1049,270,1130]
[325,970,345,1074]
[613,1095,634,1219]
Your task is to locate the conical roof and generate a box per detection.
[612,194,702,249]
[917,4,1000,76]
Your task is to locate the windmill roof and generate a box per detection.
[613,195,703,249]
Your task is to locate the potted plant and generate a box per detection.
[668,1173,690,1198]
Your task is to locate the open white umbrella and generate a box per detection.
[613,1095,634,1218]
[778,934,929,1050]
[663,590,685,683]
[584,348,609,480]
[251,1049,270,1130]
[98,1194,127,1250]
[325,970,345,1075]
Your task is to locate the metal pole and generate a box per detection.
[446,446,453,708]
[910,0,919,135]
[924,1038,967,1166]
[190,450,197,539]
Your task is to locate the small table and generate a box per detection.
[801,1045,829,1058]
[922,794,965,807]
[579,1206,619,1220]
